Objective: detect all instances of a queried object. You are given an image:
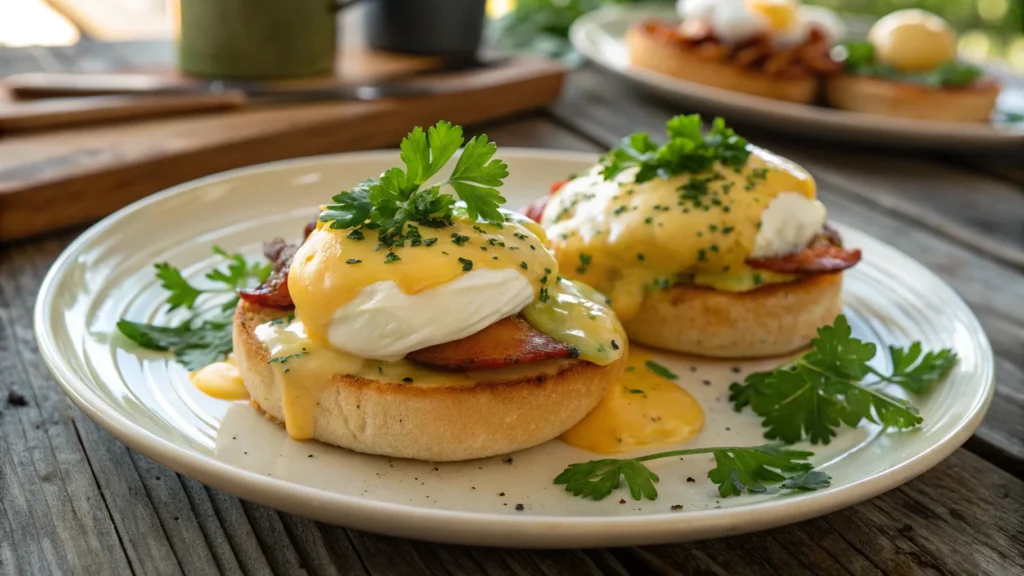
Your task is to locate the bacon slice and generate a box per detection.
[239,238,298,308]
[407,315,574,370]
[523,180,567,223]
[237,218,318,309]
[747,232,861,274]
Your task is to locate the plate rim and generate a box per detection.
[35,149,996,547]
[568,4,1024,149]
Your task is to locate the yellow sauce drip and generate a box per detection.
[522,278,625,366]
[561,348,704,453]
[254,318,478,440]
[541,146,814,321]
[288,209,555,343]
[190,357,250,400]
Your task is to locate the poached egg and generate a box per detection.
[541,146,826,321]
[679,0,844,48]
[867,9,957,73]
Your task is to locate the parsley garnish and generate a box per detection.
[599,115,750,183]
[345,258,361,264]
[319,122,509,247]
[458,257,473,271]
[644,360,678,380]
[555,444,828,501]
[451,233,470,246]
[729,315,956,445]
[384,252,401,264]
[836,41,983,88]
[117,246,270,370]
[577,253,592,274]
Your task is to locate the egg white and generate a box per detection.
[325,268,534,361]
[749,192,827,258]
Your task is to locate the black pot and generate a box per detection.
[360,0,488,58]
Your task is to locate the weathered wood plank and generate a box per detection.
[130,453,222,574]
[549,70,1024,477]
[71,413,183,576]
[179,477,246,575]
[3,109,1023,576]
[279,514,344,576]
[205,489,274,576]
[623,450,1024,575]
[240,502,307,574]
[0,237,133,575]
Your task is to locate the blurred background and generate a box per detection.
[2,0,1022,70]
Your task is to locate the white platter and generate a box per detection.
[569,5,1024,150]
[36,149,994,547]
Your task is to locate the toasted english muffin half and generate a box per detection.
[825,75,999,122]
[626,23,819,104]
[623,273,842,358]
[233,300,625,461]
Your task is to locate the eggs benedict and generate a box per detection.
[627,0,844,103]
[231,122,626,461]
[826,9,999,122]
[525,115,861,358]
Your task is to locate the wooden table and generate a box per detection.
[2,46,1024,574]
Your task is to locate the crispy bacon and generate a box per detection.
[407,315,574,370]
[747,229,861,273]
[239,238,298,308]
[523,180,567,223]
[638,20,841,78]
[238,218,316,309]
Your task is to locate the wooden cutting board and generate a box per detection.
[0,55,566,242]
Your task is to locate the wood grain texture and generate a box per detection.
[1,104,1023,576]
[0,57,565,242]
[550,68,1024,477]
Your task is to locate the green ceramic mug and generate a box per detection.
[176,0,339,79]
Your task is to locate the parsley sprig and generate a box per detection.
[836,42,983,88]
[599,115,750,184]
[555,445,829,501]
[729,315,957,445]
[117,246,270,370]
[320,121,509,248]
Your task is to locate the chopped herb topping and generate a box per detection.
[458,257,473,271]
[384,252,401,264]
[451,233,469,246]
[645,360,678,380]
[345,258,362,264]
[577,253,592,274]
[347,229,364,240]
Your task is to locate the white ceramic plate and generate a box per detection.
[570,5,1024,150]
[36,150,993,548]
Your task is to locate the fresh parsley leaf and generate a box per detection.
[154,246,269,311]
[872,342,958,394]
[555,445,827,501]
[730,315,954,445]
[155,263,203,311]
[319,122,510,247]
[599,115,750,184]
[118,247,271,370]
[836,42,983,88]
[117,315,234,371]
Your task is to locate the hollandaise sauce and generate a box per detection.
[561,348,704,453]
[542,147,817,320]
[189,357,249,400]
[288,211,554,345]
[193,207,627,440]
